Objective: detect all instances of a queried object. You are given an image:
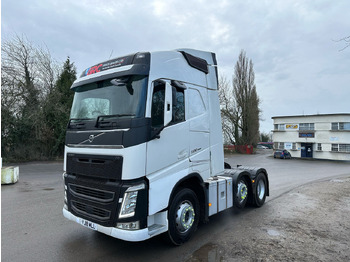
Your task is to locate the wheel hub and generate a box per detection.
[257,179,265,200]
[175,201,195,233]
[237,181,248,204]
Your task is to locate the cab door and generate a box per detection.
[146,80,189,176]
[187,87,210,177]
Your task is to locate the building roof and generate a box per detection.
[272,113,350,119]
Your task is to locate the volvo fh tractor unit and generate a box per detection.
[63,49,269,245]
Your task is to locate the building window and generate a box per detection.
[317,143,322,151]
[273,142,278,149]
[292,143,296,150]
[331,144,350,152]
[331,144,338,152]
[339,144,350,152]
[279,142,284,149]
[299,123,314,131]
[331,122,350,131]
[274,124,285,131]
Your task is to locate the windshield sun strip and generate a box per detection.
[73,65,134,86]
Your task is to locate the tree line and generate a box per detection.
[1,35,262,162]
[1,35,76,162]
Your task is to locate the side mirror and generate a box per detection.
[164,82,173,127]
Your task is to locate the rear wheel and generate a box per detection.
[254,173,267,207]
[234,177,248,209]
[167,188,199,245]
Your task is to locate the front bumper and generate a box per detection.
[63,208,151,242]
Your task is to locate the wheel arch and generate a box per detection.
[230,171,253,207]
[226,167,269,205]
[167,173,208,223]
[253,168,269,197]
[248,168,269,206]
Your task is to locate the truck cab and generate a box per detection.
[63,49,269,245]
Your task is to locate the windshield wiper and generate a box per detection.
[68,118,91,128]
[95,114,136,127]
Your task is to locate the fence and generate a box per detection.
[224,145,253,154]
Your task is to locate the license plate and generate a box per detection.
[80,219,97,230]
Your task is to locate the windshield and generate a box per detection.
[70,75,148,120]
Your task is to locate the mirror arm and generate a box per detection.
[151,126,166,140]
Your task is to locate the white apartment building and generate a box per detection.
[272,113,350,161]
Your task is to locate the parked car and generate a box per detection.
[274,150,292,159]
[257,145,269,149]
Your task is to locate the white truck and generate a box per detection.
[63,49,269,245]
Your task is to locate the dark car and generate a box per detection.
[274,150,292,159]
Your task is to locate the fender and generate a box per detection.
[224,166,269,205]
[225,170,252,205]
[167,173,209,223]
[231,166,269,196]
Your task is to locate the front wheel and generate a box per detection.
[167,188,200,245]
[254,173,267,207]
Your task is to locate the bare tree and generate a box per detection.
[219,76,239,144]
[336,36,350,51]
[1,35,37,117]
[1,34,59,160]
[1,35,58,116]
[35,45,60,98]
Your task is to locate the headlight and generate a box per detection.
[119,191,138,218]
[119,183,145,219]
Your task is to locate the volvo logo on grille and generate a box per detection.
[88,135,95,143]
[80,132,105,145]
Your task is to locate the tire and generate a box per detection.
[167,188,200,245]
[254,173,267,207]
[234,177,248,209]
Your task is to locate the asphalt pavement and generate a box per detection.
[2,151,350,261]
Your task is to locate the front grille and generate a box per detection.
[66,154,123,180]
[64,172,148,229]
[69,184,115,203]
[71,200,111,221]
[65,172,121,226]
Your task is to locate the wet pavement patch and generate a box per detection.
[186,243,223,262]
[267,229,281,236]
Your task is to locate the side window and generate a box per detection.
[151,81,165,127]
[171,86,185,124]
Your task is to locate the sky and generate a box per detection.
[2,0,350,133]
